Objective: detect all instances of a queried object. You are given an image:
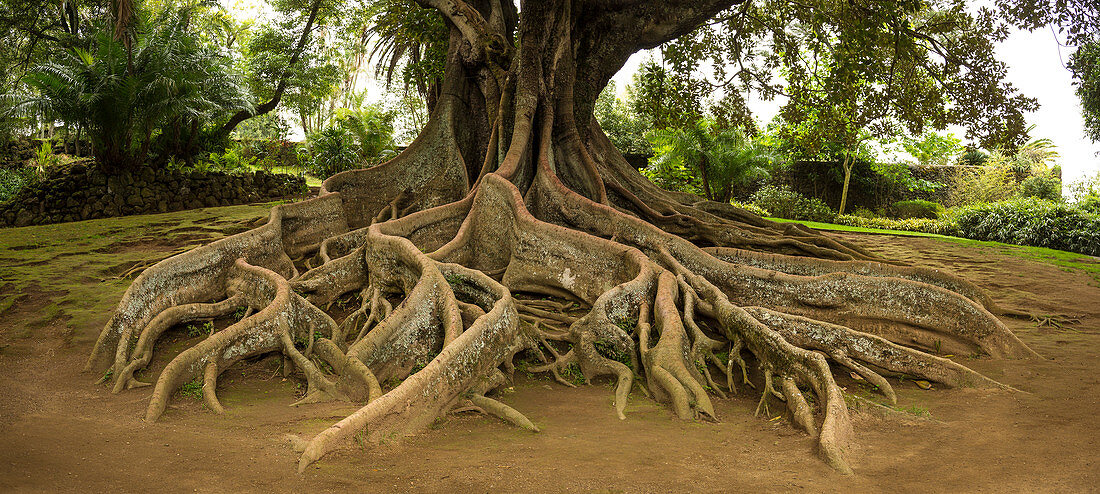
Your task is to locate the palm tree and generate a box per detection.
[646,118,775,203]
[334,105,397,163]
[7,6,251,171]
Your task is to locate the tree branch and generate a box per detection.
[414,0,492,47]
[214,0,324,140]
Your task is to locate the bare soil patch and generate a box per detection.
[1,221,1097,492]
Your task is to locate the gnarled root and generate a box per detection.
[89,166,1032,477]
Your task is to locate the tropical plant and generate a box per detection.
[333,105,397,163]
[645,118,774,203]
[34,140,60,170]
[361,0,447,110]
[306,126,362,179]
[6,7,251,171]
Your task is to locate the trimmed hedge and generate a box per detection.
[950,198,1100,256]
[786,198,1100,256]
[832,215,955,235]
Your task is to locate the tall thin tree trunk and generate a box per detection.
[838,151,852,215]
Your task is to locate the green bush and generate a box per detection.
[1020,175,1062,201]
[891,199,944,219]
[751,185,836,222]
[307,127,362,179]
[202,147,255,173]
[950,198,1100,256]
[849,207,878,219]
[947,158,1018,206]
[1078,195,1100,215]
[1069,170,1100,214]
[0,167,38,203]
[239,139,303,170]
[731,200,770,217]
[833,215,954,235]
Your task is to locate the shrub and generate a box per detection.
[731,200,770,217]
[891,199,944,219]
[307,127,362,179]
[947,157,1018,206]
[849,207,878,219]
[202,146,255,173]
[1020,175,1062,201]
[833,214,954,235]
[1068,170,1100,214]
[750,185,836,222]
[239,139,303,170]
[950,198,1100,256]
[1078,195,1100,215]
[0,167,37,203]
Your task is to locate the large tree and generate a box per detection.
[88,0,1039,475]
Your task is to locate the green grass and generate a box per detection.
[0,203,277,344]
[770,217,1100,283]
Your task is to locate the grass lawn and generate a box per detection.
[767,216,1100,283]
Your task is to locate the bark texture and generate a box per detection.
[87,0,1037,475]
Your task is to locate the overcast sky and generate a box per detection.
[610,27,1100,191]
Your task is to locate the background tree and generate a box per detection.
[901,131,964,168]
[999,0,1099,141]
[646,118,773,202]
[212,0,336,139]
[628,59,707,131]
[593,81,648,155]
[6,6,251,171]
[1069,41,1100,142]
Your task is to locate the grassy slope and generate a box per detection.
[0,203,278,346]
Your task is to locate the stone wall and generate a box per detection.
[0,164,307,227]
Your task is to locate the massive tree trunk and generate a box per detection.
[86,0,1037,475]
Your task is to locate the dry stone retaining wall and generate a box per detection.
[0,164,307,227]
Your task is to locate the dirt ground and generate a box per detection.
[1,207,1098,493]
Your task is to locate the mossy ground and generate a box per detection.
[0,203,279,345]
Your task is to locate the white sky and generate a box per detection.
[610,27,1100,190]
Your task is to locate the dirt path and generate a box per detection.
[1,210,1098,492]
